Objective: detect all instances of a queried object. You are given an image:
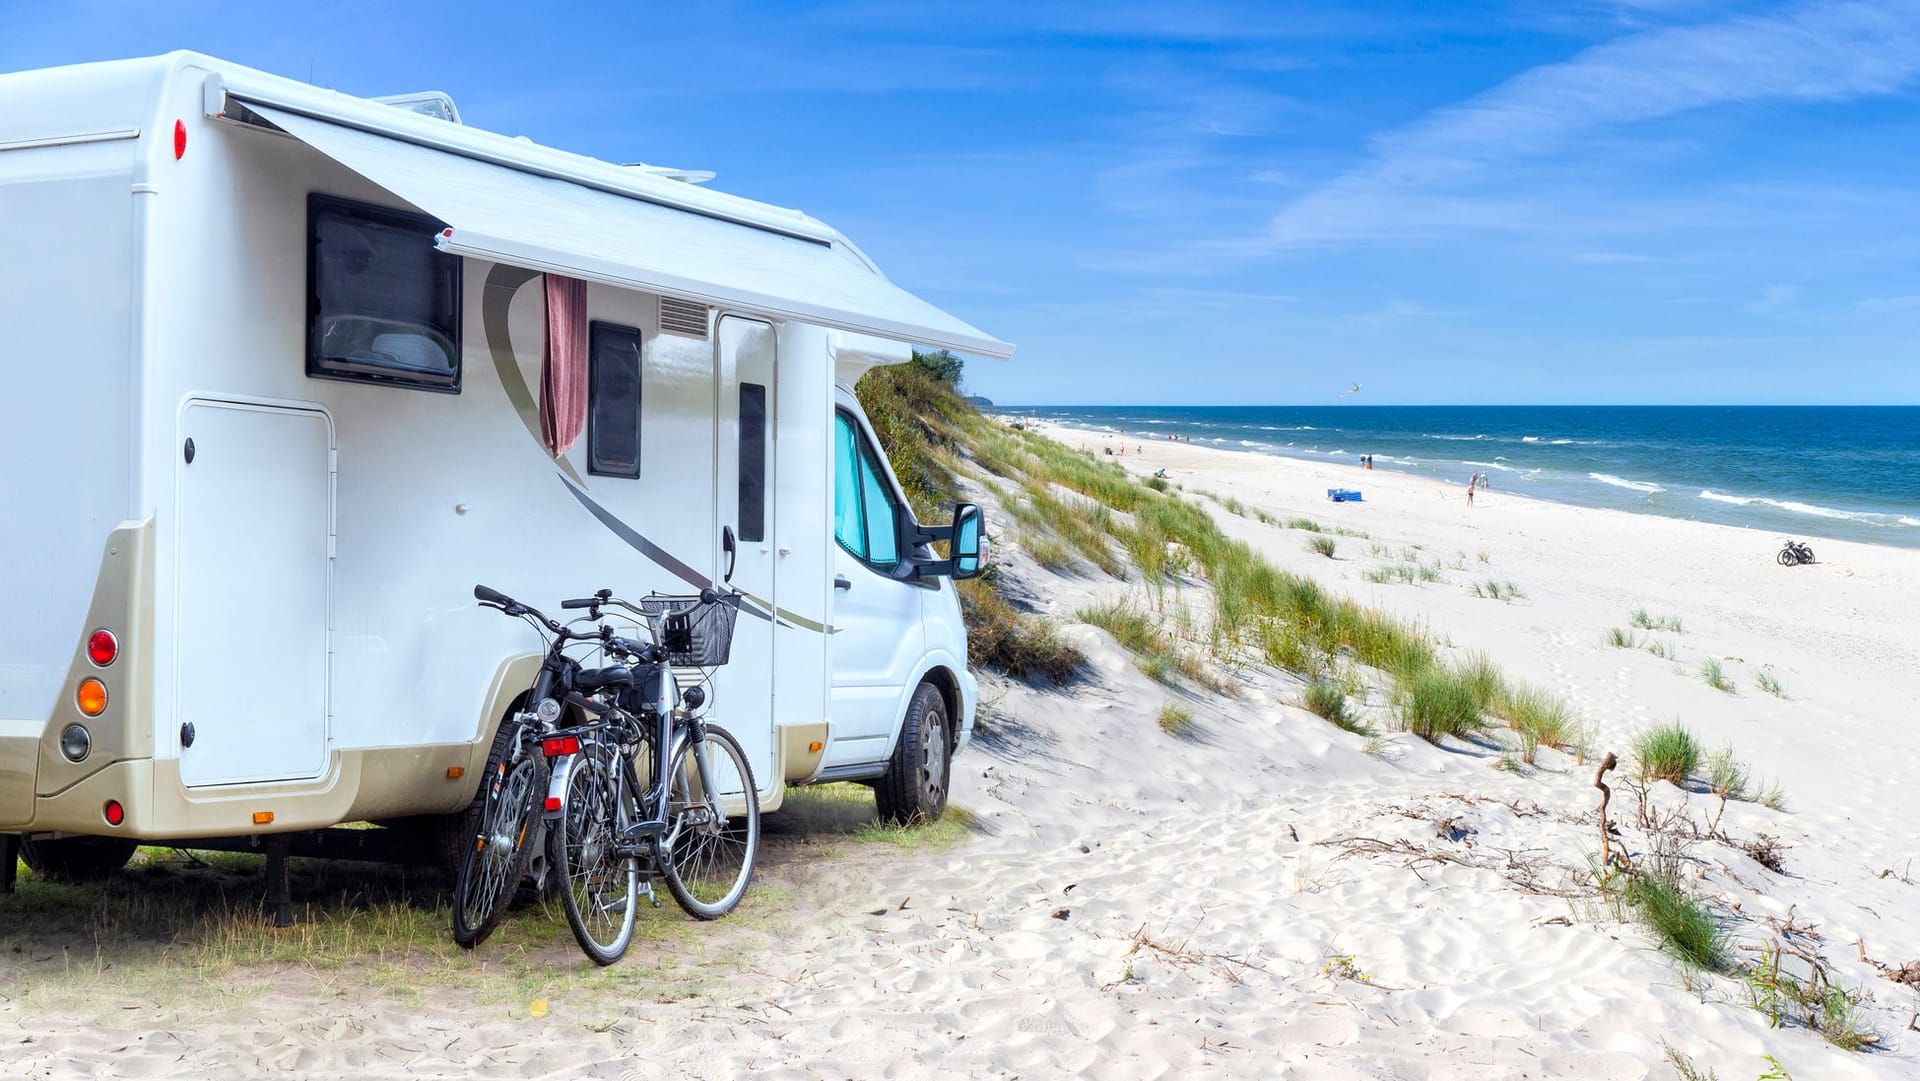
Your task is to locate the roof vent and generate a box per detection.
[372,92,462,124]
[659,297,711,339]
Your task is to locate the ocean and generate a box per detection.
[1007,406,1920,549]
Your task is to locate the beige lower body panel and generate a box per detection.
[13,742,489,840]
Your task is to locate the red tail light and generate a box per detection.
[88,629,119,667]
[173,119,186,160]
[544,797,562,813]
[541,736,579,758]
[104,800,125,826]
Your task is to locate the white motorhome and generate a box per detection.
[0,52,1010,888]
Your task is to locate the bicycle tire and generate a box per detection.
[552,749,639,965]
[451,726,545,948]
[1778,548,1794,566]
[1799,546,1814,565]
[660,725,760,920]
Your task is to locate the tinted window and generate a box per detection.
[307,195,461,392]
[738,383,767,542]
[588,322,643,478]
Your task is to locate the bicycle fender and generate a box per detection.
[543,754,575,821]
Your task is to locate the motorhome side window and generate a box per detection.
[306,195,462,392]
[832,411,900,568]
[588,322,643,478]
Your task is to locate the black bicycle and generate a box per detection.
[1778,539,1815,566]
[452,584,625,948]
[542,588,760,965]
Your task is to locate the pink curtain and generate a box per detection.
[540,274,589,457]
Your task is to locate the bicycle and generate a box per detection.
[453,584,632,948]
[541,587,761,965]
[1777,539,1815,566]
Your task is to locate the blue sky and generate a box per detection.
[8,1,1920,404]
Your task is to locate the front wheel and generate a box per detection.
[450,722,545,948]
[874,681,951,825]
[551,751,638,965]
[1778,548,1795,566]
[660,725,759,920]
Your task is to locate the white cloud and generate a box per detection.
[1261,1,1920,249]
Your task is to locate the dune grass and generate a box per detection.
[1756,669,1787,698]
[1469,579,1523,600]
[1495,682,1585,763]
[1635,722,1702,785]
[1157,702,1195,737]
[1307,536,1337,559]
[1077,599,1214,688]
[955,579,1083,684]
[1631,608,1684,633]
[1396,664,1493,743]
[1606,627,1640,648]
[1646,638,1677,660]
[1304,678,1365,734]
[1700,658,1736,694]
[1623,872,1728,971]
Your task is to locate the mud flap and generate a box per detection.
[1,834,18,894]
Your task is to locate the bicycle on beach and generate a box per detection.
[1777,539,1815,566]
[453,584,605,947]
[540,587,760,965]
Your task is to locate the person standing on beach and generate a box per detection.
[1466,474,1476,507]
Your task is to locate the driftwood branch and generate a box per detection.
[1594,752,1621,871]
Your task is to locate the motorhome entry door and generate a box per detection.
[175,401,333,787]
[715,317,776,790]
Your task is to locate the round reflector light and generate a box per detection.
[88,629,118,667]
[60,723,91,763]
[104,800,125,826]
[77,678,108,716]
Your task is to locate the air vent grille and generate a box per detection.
[659,297,711,339]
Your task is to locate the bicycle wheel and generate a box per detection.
[660,725,759,920]
[1798,546,1814,565]
[1778,548,1794,566]
[451,726,545,948]
[552,748,638,965]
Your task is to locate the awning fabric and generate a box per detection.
[246,103,1014,359]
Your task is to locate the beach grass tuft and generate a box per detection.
[1307,536,1337,559]
[956,579,1084,684]
[1624,873,1728,971]
[1646,638,1677,660]
[1631,608,1684,633]
[1495,682,1583,763]
[1756,669,1787,698]
[1156,701,1195,737]
[1700,658,1736,694]
[1396,664,1491,743]
[1606,627,1639,648]
[1634,722,1701,785]
[1304,678,1364,734]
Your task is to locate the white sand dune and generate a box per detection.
[6,425,1918,1078]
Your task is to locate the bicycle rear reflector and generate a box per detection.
[541,736,580,757]
[544,797,562,813]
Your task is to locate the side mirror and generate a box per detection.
[950,503,986,581]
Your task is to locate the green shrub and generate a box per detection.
[1635,722,1701,784]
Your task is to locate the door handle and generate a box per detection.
[834,575,852,591]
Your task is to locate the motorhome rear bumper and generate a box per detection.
[0,722,39,829]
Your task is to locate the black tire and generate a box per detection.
[450,719,545,948]
[874,681,951,825]
[1799,546,1814,565]
[17,835,137,883]
[551,750,638,965]
[1778,548,1795,567]
[660,725,759,921]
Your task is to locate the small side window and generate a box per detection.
[306,194,462,393]
[588,322,643,478]
[858,443,899,566]
[738,382,767,542]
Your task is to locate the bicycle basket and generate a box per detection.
[639,594,740,667]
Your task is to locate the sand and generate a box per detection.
[5,422,1918,1079]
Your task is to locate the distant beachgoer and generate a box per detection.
[1467,474,1476,507]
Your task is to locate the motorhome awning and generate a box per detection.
[244,103,1015,359]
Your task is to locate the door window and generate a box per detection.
[832,411,902,569]
[738,382,767,541]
